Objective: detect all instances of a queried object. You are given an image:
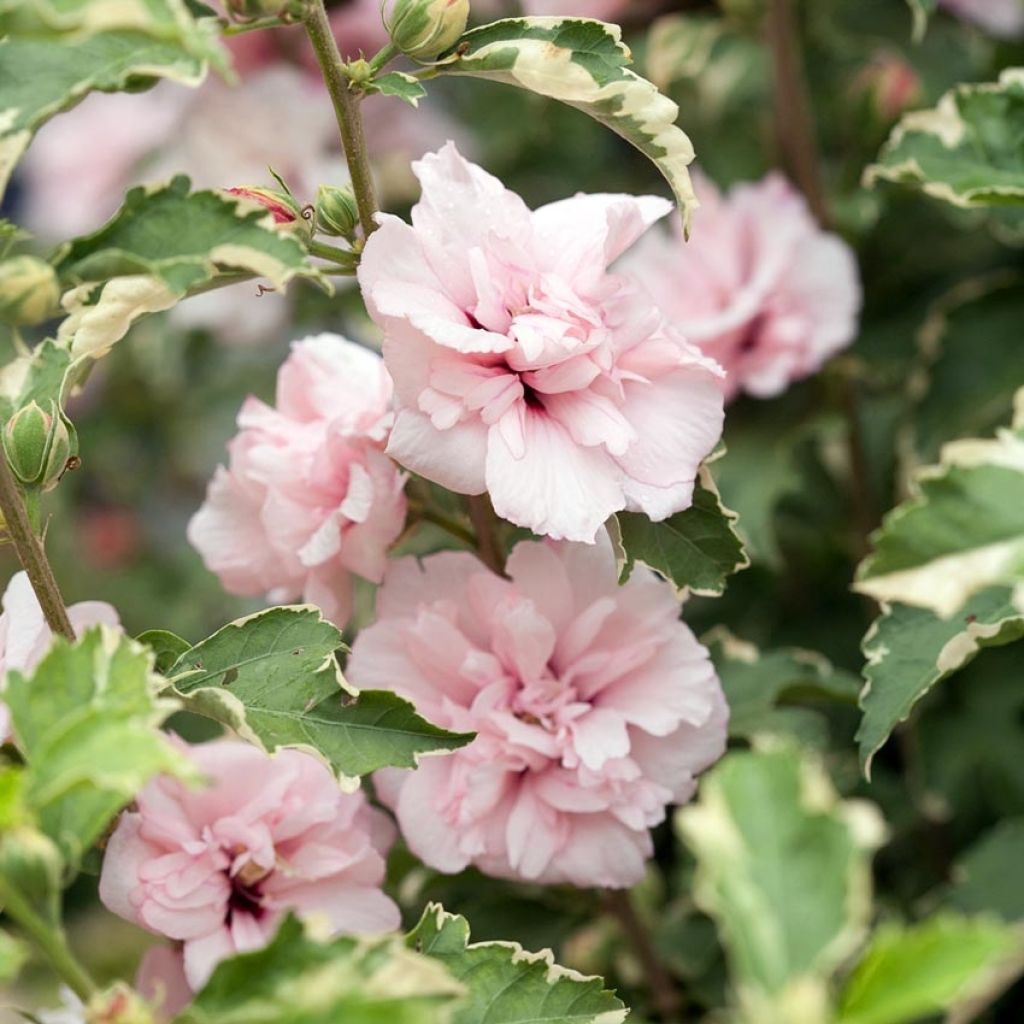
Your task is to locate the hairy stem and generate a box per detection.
[602,889,684,1022]
[466,495,505,575]
[303,0,380,237]
[765,0,829,226]
[368,42,400,74]
[0,455,74,640]
[0,879,95,1001]
[307,239,360,266]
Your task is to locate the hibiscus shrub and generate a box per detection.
[1,0,1024,1022]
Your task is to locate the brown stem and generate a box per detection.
[765,0,829,226]
[466,495,505,575]
[303,0,380,237]
[603,889,684,1022]
[0,456,74,640]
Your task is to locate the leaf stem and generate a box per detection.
[602,889,684,1022]
[466,495,505,575]
[0,878,95,1001]
[222,14,292,35]
[409,503,477,549]
[308,239,359,266]
[368,42,400,74]
[0,454,74,640]
[303,0,380,238]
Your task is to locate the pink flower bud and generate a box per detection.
[850,52,922,124]
[224,186,303,225]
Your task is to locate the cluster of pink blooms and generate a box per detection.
[350,535,728,887]
[99,740,399,1007]
[0,127,869,1001]
[625,173,862,401]
[188,334,407,627]
[0,572,120,743]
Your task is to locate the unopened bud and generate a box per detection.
[316,184,360,239]
[0,827,62,926]
[3,401,76,490]
[386,0,469,62]
[850,52,922,124]
[225,186,303,226]
[0,256,59,326]
[87,984,158,1024]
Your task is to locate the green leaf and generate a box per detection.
[5,627,194,866]
[167,606,473,779]
[0,31,207,202]
[53,175,327,359]
[857,588,1024,776]
[866,68,1024,210]
[442,17,700,230]
[645,12,726,91]
[368,71,428,106]
[407,903,628,1024]
[676,747,884,1020]
[949,819,1024,921]
[705,628,860,746]
[855,387,1024,617]
[910,274,1024,463]
[177,915,465,1024]
[838,915,1022,1024]
[0,928,28,983]
[614,469,748,596]
[136,628,191,674]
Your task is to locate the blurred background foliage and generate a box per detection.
[3,0,1024,1020]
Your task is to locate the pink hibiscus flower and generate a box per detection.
[99,740,400,991]
[357,143,725,543]
[624,172,861,401]
[347,535,728,888]
[188,334,407,626]
[0,572,120,743]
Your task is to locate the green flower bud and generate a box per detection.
[316,184,360,239]
[386,0,469,62]
[3,401,76,490]
[0,256,59,326]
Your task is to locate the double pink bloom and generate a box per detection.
[358,143,725,544]
[99,740,399,992]
[349,535,728,888]
[188,334,407,626]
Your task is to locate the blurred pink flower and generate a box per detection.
[940,0,1024,37]
[472,0,630,18]
[625,173,861,401]
[99,740,400,991]
[0,572,120,743]
[358,143,724,543]
[188,334,406,626]
[348,535,728,888]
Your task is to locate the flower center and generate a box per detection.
[226,878,266,924]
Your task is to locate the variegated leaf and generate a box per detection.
[440,18,699,231]
[865,68,1024,209]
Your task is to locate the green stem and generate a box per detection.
[308,239,359,266]
[368,41,400,74]
[303,0,380,238]
[409,503,477,548]
[0,879,95,1001]
[0,453,74,640]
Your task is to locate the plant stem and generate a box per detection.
[765,0,829,226]
[0,879,96,1001]
[368,42,400,74]
[602,889,684,1023]
[222,14,292,35]
[466,495,505,575]
[0,455,74,640]
[303,0,380,238]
